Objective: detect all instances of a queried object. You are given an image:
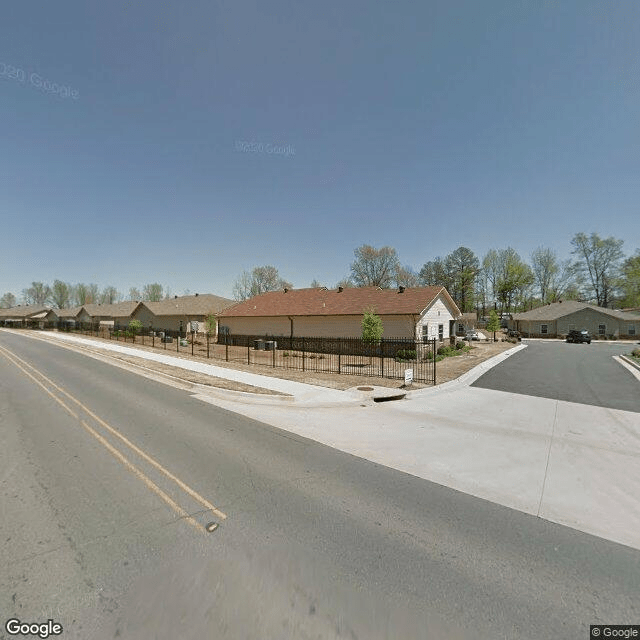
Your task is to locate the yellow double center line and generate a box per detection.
[0,344,226,534]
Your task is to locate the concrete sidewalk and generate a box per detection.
[14,330,359,406]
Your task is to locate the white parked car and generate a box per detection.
[466,330,480,341]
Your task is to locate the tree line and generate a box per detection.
[0,282,173,309]
[230,232,640,315]
[3,232,638,314]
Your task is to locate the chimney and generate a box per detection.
[284,288,289,293]
[338,286,343,293]
[175,295,178,299]
[398,286,405,293]
[195,293,199,297]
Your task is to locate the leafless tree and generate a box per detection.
[571,232,624,307]
[0,292,16,308]
[232,266,292,301]
[128,287,142,301]
[393,265,420,288]
[22,282,51,305]
[51,280,71,308]
[100,286,121,304]
[72,283,90,306]
[142,283,164,302]
[350,245,400,288]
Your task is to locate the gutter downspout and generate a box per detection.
[288,316,294,339]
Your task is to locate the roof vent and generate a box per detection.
[175,295,178,299]
[338,286,343,293]
[558,300,562,303]
[398,286,405,293]
[284,288,289,293]
[195,293,199,297]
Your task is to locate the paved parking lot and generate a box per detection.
[472,340,640,413]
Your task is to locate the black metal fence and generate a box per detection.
[4,322,437,384]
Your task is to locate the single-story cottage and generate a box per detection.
[218,286,462,341]
[49,306,93,327]
[510,301,640,339]
[83,301,143,329]
[130,293,235,335]
[0,305,52,327]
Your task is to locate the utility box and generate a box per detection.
[161,336,173,343]
[264,341,276,351]
[254,339,265,350]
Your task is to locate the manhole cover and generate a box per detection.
[205,522,219,533]
[357,386,374,391]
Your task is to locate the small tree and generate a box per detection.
[205,313,217,336]
[362,307,384,363]
[487,310,500,342]
[128,319,143,342]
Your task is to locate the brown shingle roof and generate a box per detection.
[83,301,141,318]
[53,306,83,319]
[219,287,460,318]
[141,294,235,316]
[0,305,51,318]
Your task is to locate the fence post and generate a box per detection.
[380,338,384,378]
[302,337,305,372]
[247,340,250,365]
[338,352,341,375]
[207,332,209,359]
[432,338,436,385]
[272,343,275,367]
[177,332,179,353]
[226,335,229,362]
[152,331,155,348]
[191,333,194,356]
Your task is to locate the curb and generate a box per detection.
[620,354,640,373]
[404,343,528,399]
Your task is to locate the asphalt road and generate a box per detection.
[472,340,640,413]
[1,330,639,640]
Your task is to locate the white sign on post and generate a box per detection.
[404,368,414,385]
[190,321,199,333]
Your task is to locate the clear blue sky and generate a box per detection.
[2,0,639,300]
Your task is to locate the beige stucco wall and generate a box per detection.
[131,306,217,335]
[220,294,459,340]
[515,309,640,338]
[558,308,639,338]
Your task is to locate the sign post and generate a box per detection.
[404,368,413,387]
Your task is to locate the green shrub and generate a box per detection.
[282,351,289,357]
[632,348,640,358]
[455,341,465,350]
[396,349,417,361]
[437,345,453,356]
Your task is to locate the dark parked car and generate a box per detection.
[508,329,520,338]
[566,329,591,344]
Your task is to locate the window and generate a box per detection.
[458,323,464,333]
[422,324,429,342]
[629,325,636,336]
[541,324,548,334]
[438,324,444,340]
[599,324,606,335]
